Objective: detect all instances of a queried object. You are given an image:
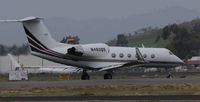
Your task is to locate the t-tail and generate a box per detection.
[0,17,67,54]
[21,17,61,49]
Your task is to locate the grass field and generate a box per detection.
[0,72,200,97]
[0,71,200,82]
[0,84,200,97]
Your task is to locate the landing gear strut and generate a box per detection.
[165,68,173,79]
[166,72,173,79]
[81,70,90,80]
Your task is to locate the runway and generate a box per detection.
[1,78,200,89]
[1,95,200,101]
[1,78,200,101]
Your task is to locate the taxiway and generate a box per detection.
[0,78,200,89]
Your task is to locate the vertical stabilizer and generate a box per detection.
[7,54,21,68]
[21,17,61,49]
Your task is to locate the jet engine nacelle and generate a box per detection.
[67,43,110,57]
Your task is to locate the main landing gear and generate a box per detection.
[104,73,112,79]
[104,70,113,80]
[81,70,90,80]
[81,70,113,80]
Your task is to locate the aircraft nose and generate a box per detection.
[176,57,184,64]
[179,59,184,64]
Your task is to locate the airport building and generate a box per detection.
[186,56,200,67]
[0,54,63,74]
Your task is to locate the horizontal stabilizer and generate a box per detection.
[0,16,43,22]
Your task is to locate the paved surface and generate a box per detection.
[1,95,200,101]
[1,78,200,89]
[1,78,200,101]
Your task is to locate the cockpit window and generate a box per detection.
[169,51,173,55]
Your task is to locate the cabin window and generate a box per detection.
[151,54,155,58]
[111,53,116,58]
[119,53,124,58]
[127,54,131,58]
[143,54,147,58]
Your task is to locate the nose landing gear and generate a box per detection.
[81,70,90,80]
[104,70,113,79]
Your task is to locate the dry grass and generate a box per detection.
[1,84,200,97]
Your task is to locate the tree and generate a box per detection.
[0,44,7,56]
[170,24,179,33]
[167,28,199,59]
[73,36,80,44]
[154,35,160,43]
[17,44,30,55]
[162,24,179,40]
[60,35,80,44]
[0,44,30,56]
[162,26,171,40]
[116,34,128,47]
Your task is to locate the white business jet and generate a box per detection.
[8,54,81,74]
[1,17,183,80]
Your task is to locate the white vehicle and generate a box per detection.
[1,17,183,80]
[8,54,81,74]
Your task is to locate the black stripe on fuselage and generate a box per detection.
[27,37,45,50]
[23,24,48,49]
[30,44,63,58]
[23,25,63,56]
[29,45,42,53]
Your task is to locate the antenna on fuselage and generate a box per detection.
[141,44,145,48]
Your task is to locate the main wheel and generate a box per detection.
[81,74,90,80]
[104,73,112,79]
[81,70,90,80]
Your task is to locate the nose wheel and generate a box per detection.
[81,70,90,80]
[165,68,173,79]
[166,72,173,78]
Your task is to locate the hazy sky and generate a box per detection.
[0,0,200,20]
[1,0,200,46]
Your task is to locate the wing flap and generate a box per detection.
[99,64,124,71]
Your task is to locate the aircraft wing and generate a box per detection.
[98,48,149,71]
[98,63,148,72]
[98,64,124,71]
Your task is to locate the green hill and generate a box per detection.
[127,29,169,47]
[107,18,200,59]
[107,28,170,48]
